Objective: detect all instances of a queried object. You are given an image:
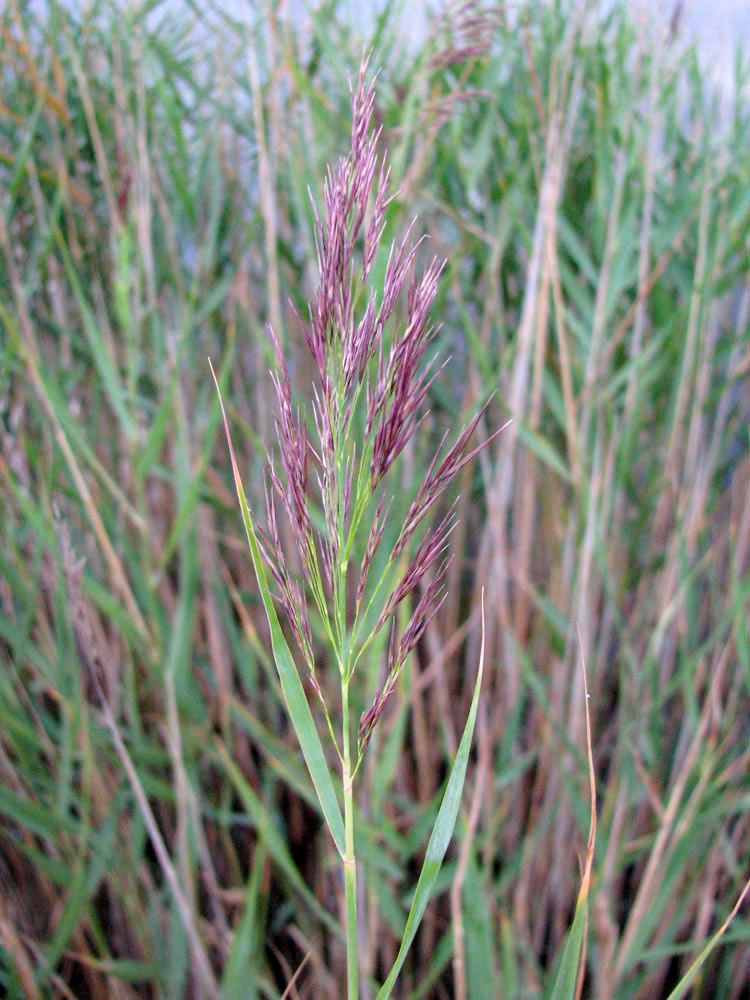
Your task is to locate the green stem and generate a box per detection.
[342,679,359,1000]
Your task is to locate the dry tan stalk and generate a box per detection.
[7,0,69,123]
[573,624,597,1000]
[286,924,337,996]
[247,40,284,386]
[0,211,151,644]
[512,130,558,641]
[0,912,41,1000]
[65,34,121,235]
[61,528,218,997]
[626,45,659,419]
[661,166,714,505]
[593,782,628,1000]
[279,949,311,1000]
[199,504,234,733]
[133,40,158,318]
[548,195,579,480]
[98,691,220,998]
[578,136,630,449]
[613,641,731,985]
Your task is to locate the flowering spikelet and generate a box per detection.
[260,54,504,751]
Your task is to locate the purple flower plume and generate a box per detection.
[259,55,504,748]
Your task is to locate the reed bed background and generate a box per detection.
[1,0,749,997]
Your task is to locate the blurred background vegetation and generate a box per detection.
[1,0,749,997]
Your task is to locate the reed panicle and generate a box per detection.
[215,53,500,998]
[261,55,500,745]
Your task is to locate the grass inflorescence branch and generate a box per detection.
[260,56,499,733]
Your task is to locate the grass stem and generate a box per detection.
[342,679,359,999]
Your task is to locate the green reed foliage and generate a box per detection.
[1,0,749,996]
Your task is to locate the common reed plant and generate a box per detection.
[2,0,750,997]
[212,55,501,998]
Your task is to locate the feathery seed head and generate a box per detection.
[257,54,503,746]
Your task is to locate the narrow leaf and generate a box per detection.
[209,359,346,857]
[548,899,588,1000]
[548,625,597,1000]
[664,874,750,1000]
[221,841,265,999]
[216,741,341,936]
[516,421,571,482]
[376,591,486,1000]
[54,230,136,440]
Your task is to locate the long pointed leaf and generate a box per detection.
[548,898,588,1000]
[209,360,346,857]
[216,741,341,937]
[664,874,750,1000]
[376,592,486,1000]
[548,626,597,1000]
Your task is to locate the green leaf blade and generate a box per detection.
[209,360,346,858]
[376,593,487,1000]
[548,899,587,1000]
